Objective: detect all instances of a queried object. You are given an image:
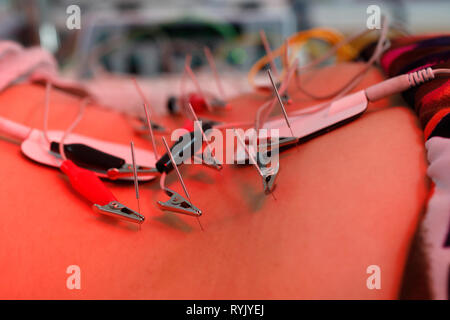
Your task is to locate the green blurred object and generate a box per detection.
[229,47,247,65]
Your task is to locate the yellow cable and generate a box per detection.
[248,28,358,89]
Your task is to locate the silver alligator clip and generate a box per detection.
[135,119,167,135]
[93,201,145,224]
[251,69,296,194]
[193,153,223,171]
[234,129,279,194]
[157,188,202,217]
[158,137,204,229]
[210,97,227,109]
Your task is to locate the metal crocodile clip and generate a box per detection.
[210,97,227,109]
[157,188,202,217]
[155,122,214,174]
[107,164,159,180]
[51,141,126,172]
[93,201,145,224]
[260,162,279,194]
[257,136,299,151]
[136,118,167,134]
[193,153,223,171]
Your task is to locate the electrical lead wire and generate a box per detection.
[204,46,226,102]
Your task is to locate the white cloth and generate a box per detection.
[0,41,57,91]
[423,136,450,299]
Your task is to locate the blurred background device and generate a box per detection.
[2,0,449,78]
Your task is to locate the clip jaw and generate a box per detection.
[278,136,299,148]
[194,153,223,171]
[257,145,280,194]
[210,97,227,109]
[157,188,202,217]
[107,164,159,180]
[280,92,291,104]
[257,138,295,194]
[93,201,145,224]
[258,136,299,151]
[135,118,166,135]
[260,161,279,194]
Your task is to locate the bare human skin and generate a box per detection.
[0,63,428,299]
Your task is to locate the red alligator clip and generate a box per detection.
[60,160,145,224]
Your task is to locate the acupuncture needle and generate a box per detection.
[187,102,222,171]
[185,55,213,112]
[130,141,141,230]
[133,78,159,160]
[233,129,264,177]
[161,137,204,231]
[256,58,298,130]
[268,69,295,138]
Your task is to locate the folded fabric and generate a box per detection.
[378,34,450,299]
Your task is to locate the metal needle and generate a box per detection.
[268,69,295,137]
[161,137,190,200]
[233,129,264,177]
[161,137,204,231]
[132,78,159,160]
[130,141,141,229]
[185,56,212,112]
[187,103,222,170]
